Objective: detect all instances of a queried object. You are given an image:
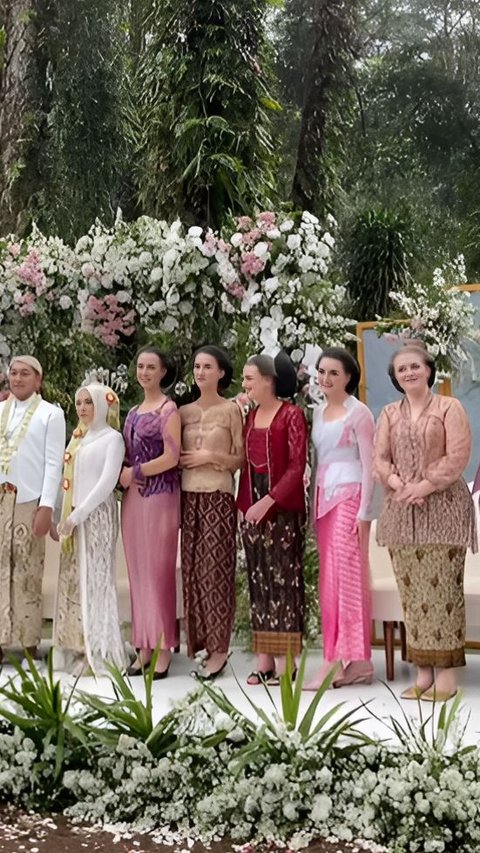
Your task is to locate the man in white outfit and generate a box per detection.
[0,356,65,660]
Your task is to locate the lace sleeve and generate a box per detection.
[354,406,376,520]
[373,408,395,487]
[269,406,308,507]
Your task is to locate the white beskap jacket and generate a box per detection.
[0,397,66,506]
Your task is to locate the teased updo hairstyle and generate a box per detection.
[247,351,297,399]
[136,345,177,389]
[388,342,436,394]
[193,345,233,391]
[316,347,361,396]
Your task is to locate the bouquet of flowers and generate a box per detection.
[375,256,476,375]
[213,210,354,358]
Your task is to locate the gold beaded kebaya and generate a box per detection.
[60,385,120,553]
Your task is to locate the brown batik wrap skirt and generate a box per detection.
[389,544,466,668]
[181,490,237,658]
[241,472,305,657]
[0,491,45,647]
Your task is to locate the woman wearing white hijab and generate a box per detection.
[54,383,128,676]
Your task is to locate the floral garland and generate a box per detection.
[0,210,354,369]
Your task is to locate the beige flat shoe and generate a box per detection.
[421,688,457,703]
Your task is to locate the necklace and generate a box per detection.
[0,394,42,475]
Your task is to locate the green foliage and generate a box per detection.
[343,0,480,279]
[133,0,278,228]
[344,207,413,321]
[0,651,89,786]
[368,686,474,759]
[79,651,179,756]
[35,0,128,240]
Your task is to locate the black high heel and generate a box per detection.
[191,654,231,682]
[126,662,150,677]
[152,664,170,681]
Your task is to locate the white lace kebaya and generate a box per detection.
[55,384,128,675]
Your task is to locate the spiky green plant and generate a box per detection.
[0,651,89,782]
[79,650,179,756]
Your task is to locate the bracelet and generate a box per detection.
[133,462,145,482]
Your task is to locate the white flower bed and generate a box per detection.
[0,683,478,853]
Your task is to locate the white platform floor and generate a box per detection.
[2,645,478,748]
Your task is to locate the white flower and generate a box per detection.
[287,234,301,251]
[59,295,73,310]
[165,288,180,306]
[241,283,262,313]
[299,255,314,272]
[302,211,319,225]
[163,248,178,268]
[279,219,294,232]
[188,226,203,238]
[100,272,113,289]
[270,304,284,324]
[116,290,131,303]
[310,793,332,822]
[75,236,92,252]
[230,233,243,247]
[254,241,269,258]
[161,314,179,333]
[139,251,153,266]
[266,228,281,240]
[81,262,95,278]
[264,276,280,294]
[259,316,280,356]
[150,267,162,283]
[322,232,335,249]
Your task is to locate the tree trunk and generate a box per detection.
[0,0,39,235]
[290,0,357,216]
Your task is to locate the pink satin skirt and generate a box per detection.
[316,494,371,662]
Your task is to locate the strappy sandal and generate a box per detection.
[265,668,297,687]
[246,669,275,686]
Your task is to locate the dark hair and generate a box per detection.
[388,343,436,393]
[193,345,233,390]
[136,346,176,389]
[247,351,297,398]
[316,347,361,395]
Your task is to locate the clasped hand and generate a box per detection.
[57,516,75,538]
[179,449,213,468]
[389,475,433,506]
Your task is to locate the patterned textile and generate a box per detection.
[123,400,180,497]
[389,544,466,667]
[316,494,371,662]
[54,495,127,673]
[0,494,44,647]
[181,490,237,657]
[241,472,304,656]
[375,395,476,549]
